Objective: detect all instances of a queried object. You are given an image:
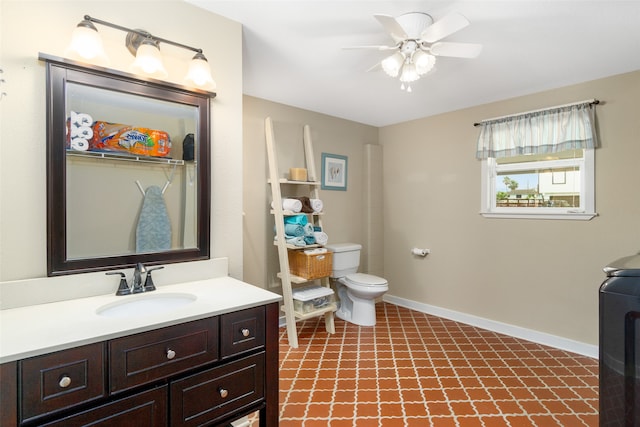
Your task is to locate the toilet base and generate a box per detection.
[336,294,377,326]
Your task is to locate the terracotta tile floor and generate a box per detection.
[251,302,599,426]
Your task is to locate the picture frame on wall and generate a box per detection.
[321,153,348,191]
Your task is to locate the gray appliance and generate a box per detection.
[600,254,640,426]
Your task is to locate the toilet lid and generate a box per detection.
[345,273,388,287]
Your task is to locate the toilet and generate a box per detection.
[325,243,388,326]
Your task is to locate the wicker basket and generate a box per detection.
[288,250,333,280]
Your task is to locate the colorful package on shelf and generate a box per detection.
[90,121,172,157]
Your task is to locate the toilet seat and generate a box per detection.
[344,273,388,287]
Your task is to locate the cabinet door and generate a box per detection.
[0,362,17,427]
[170,352,265,427]
[109,317,218,393]
[39,386,167,427]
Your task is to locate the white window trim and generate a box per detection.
[480,149,597,220]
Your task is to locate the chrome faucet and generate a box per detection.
[131,262,146,294]
[107,263,164,295]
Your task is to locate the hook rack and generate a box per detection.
[135,162,178,196]
[0,68,6,100]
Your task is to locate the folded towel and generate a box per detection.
[284,223,305,237]
[304,235,316,245]
[284,214,308,225]
[303,223,315,236]
[310,198,323,213]
[313,231,328,246]
[271,198,302,213]
[292,196,314,213]
[286,236,307,247]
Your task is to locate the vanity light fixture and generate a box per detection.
[67,15,216,90]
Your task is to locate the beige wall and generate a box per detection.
[242,96,379,293]
[380,70,640,346]
[0,1,244,281]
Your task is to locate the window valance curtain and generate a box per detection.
[475,101,598,160]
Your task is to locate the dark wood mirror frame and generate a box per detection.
[41,54,213,276]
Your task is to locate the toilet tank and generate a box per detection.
[325,243,362,278]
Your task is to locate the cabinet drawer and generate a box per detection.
[39,385,167,426]
[20,342,105,423]
[220,306,265,359]
[109,317,218,393]
[170,352,265,426]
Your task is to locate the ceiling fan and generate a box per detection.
[346,12,482,91]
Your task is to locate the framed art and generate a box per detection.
[321,153,348,191]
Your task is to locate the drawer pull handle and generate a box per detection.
[166,349,176,360]
[219,387,229,398]
[241,328,251,337]
[59,375,72,388]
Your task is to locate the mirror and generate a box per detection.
[42,54,213,275]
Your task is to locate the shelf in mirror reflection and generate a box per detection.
[66,149,186,166]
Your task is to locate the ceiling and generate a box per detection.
[187,1,640,127]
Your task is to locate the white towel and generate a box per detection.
[310,198,323,213]
[271,198,302,213]
[313,231,328,246]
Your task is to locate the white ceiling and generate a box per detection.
[187,1,640,127]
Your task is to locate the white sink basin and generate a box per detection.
[96,293,197,318]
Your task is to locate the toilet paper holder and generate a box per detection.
[411,248,430,257]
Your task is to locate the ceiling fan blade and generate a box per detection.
[430,42,482,58]
[374,14,408,42]
[342,45,397,51]
[366,62,382,72]
[420,12,470,43]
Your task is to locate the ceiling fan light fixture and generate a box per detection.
[381,52,404,77]
[399,62,419,83]
[413,50,436,75]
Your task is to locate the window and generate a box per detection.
[476,100,598,220]
[480,149,596,220]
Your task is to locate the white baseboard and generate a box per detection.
[278,295,598,359]
[383,294,598,359]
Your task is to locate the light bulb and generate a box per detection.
[65,20,109,66]
[130,39,168,79]
[185,53,216,90]
[381,52,404,77]
[413,50,436,75]
[399,63,419,83]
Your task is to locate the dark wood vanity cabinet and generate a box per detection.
[0,302,279,427]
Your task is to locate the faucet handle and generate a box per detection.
[106,271,131,296]
[143,266,164,292]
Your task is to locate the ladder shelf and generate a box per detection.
[265,117,336,348]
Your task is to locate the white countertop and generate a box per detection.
[0,277,282,364]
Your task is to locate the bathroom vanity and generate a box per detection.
[0,276,281,426]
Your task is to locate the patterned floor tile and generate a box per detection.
[249,302,598,426]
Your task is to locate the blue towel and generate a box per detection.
[285,223,305,237]
[136,185,171,253]
[286,236,307,247]
[284,215,308,225]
